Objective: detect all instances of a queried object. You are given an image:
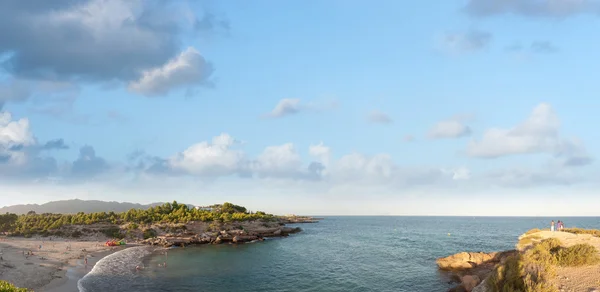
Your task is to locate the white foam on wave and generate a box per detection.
[77,246,154,292]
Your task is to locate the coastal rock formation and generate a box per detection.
[438,250,515,292]
[141,225,303,247]
[437,251,515,271]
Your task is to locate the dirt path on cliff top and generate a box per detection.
[528,231,600,292]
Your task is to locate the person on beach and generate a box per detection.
[551,220,555,232]
[84,257,88,266]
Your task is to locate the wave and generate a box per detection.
[77,246,155,292]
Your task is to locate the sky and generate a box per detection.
[1,0,599,216]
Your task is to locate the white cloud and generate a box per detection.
[367,110,393,124]
[167,133,243,176]
[251,143,304,178]
[309,142,331,167]
[264,98,338,118]
[128,47,213,97]
[0,111,35,150]
[332,153,396,183]
[145,138,473,188]
[485,167,583,188]
[267,98,302,118]
[428,118,471,139]
[466,103,591,165]
[451,167,471,180]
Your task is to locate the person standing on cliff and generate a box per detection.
[551,220,555,232]
[558,220,564,231]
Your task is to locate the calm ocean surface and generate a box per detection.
[78,217,600,292]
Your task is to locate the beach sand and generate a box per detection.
[0,235,129,291]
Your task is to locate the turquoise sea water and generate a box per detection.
[78,217,600,292]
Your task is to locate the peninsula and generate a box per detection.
[437,228,600,292]
[0,201,318,291]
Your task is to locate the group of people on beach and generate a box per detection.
[551,220,565,232]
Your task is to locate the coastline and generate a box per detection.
[41,248,123,292]
[0,214,318,291]
[0,236,128,291]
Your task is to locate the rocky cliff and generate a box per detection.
[436,250,516,292]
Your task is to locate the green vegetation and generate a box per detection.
[488,238,600,292]
[0,202,274,237]
[143,228,157,239]
[556,244,600,266]
[0,281,29,292]
[562,228,600,237]
[517,234,542,249]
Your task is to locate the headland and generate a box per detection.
[437,228,600,292]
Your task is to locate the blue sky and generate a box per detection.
[1,0,599,215]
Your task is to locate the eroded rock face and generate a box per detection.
[438,251,515,292]
[437,252,498,270]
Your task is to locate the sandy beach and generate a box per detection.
[0,235,129,291]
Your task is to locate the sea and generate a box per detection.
[77,216,600,292]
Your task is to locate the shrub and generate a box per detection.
[71,230,83,238]
[556,244,600,266]
[488,239,562,292]
[518,234,542,249]
[489,238,600,292]
[562,228,600,237]
[143,229,157,239]
[100,227,121,238]
[0,281,29,291]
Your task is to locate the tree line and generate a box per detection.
[0,202,273,236]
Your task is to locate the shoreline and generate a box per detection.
[0,236,128,291]
[41,248,123,292]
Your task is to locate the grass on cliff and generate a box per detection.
[488,238,600,292]
[0,281,29,292]
[562,228,600,238]
[518,234,542,249]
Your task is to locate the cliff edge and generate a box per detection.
[438,228,600,292]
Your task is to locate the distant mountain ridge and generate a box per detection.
[0,199,191,215]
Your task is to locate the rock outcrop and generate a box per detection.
[141,225,303,247]
[438,250,515,292]
[437,251,514,270]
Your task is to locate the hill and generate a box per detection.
[0,199,181,214]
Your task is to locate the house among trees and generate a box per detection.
[194,204,222,212]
